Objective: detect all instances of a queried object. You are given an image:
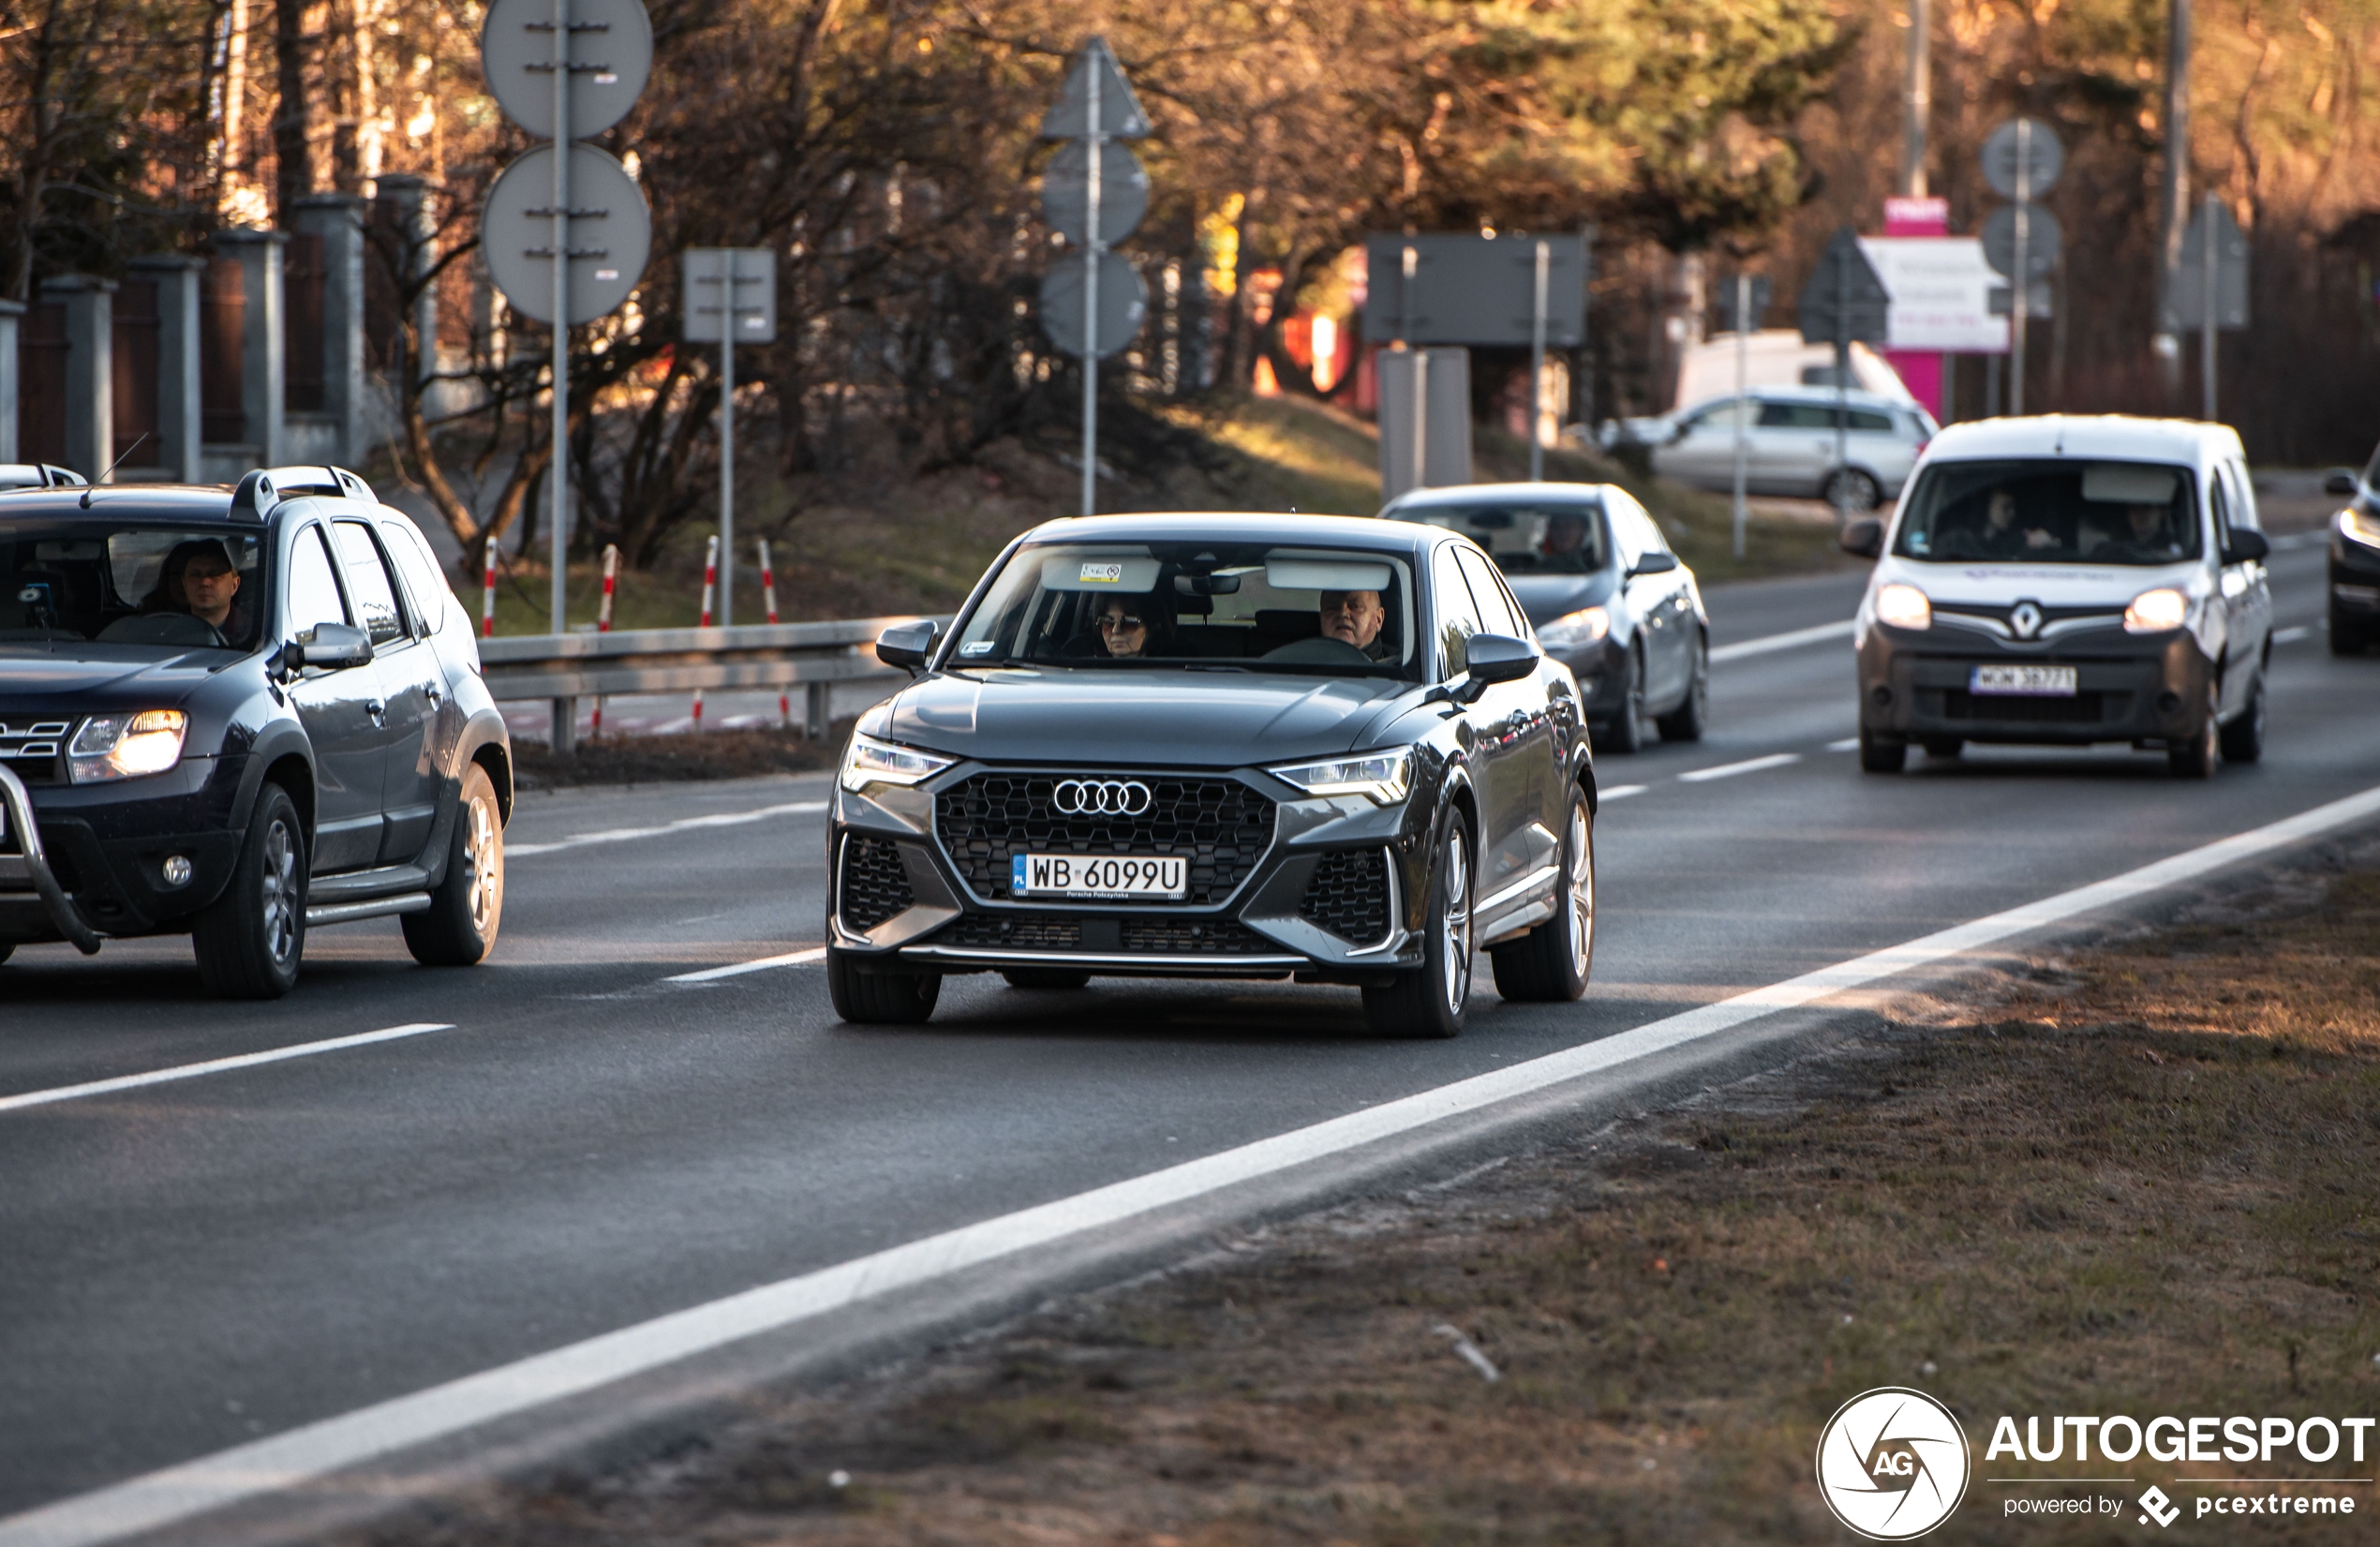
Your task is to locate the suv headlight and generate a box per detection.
[838,732,955,792]
[2123,587,2190,634]
[1875,583,1931,631]
[2341,507,2380,550]
[1269,749,1413,805]
[68,709,187,783]
[1538,605,1611,653]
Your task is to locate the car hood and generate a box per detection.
[876,667,1417,766]
[1876,558,2204,607]
[0,646,225,716]
[1505,573,1617,626]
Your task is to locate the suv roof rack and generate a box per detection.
[230,465,373,521]
[0,463,90,491]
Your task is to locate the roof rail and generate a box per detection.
[229,465,373,521]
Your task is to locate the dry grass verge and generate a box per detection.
[511,725,849,791]
[370,848,2380,1547]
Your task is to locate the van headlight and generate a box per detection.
[838,733,955,792]
[1270,749,1413,805]
[1875,584,1931,631]
[1538,605,1611,653]
[68,709,187,782]
[2123,588,2190,634]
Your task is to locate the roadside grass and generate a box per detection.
[377,845,2380,1546]
[510,723,852,790]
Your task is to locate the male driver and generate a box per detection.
[1319,588,1389,659]
[180,544,242,632]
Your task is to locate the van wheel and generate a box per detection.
[1858,728,1907,773]
[1363,812,1473,1038]
[1822,469,1882,512]
[1003,968,1091,990]
[828,947,941,1024]
[1654,635,1708,742]
[403,765,505,965]
[2216,673,2266,764]
[193,784,306,999]
[2169,684,2220,779]
[1491,785,1593,1003]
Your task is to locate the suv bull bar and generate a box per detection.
[0,764,103,954]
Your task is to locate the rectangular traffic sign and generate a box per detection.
[1361,233,1587,347]
[683,247,777,344]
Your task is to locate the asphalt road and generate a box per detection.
[2,533,2373,1527]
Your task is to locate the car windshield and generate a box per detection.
[948,541,1420,677]
[1397,503,1610,576]
[1893,459,2202,565]
[0,521,265,652]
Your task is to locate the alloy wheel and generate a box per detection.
[465,796,500,934]
[1565,805,1594,977]
[260,818,298,966]
[1440,827,1473,1016]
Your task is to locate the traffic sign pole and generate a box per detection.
[2011,118,2030,417]
[2201,191,2218,422]
[1527,239,1549,483]
[1080,60,1101,518]
[549,0,571,632]
[1733,273,1749,558]
[719,302,735,625]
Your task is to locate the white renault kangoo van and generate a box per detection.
[1840,416,2271,779]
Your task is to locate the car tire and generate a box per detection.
[0,942,12,967]
[827,946,941,1024]
[1490,784,1593,1003]
[1362,811,1474,1039]
[1921,737,1963,760]
[1858,727,1907,773]
[2169,683,2220,780]
[402,764,505,966]
[2329,604,2371,657]
[1598,645,1648,754]
[192,783,306,1000]
[1002,968,1091,990]
[2217,672,2266,765]
[1822,469,1882,512]
[1654,634,1708,742]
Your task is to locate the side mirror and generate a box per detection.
[290,621,373,673]
[2324,469,2358,498]
[2221,528,2270,566]
[1629,549,1680,577]
[1838,517,1885,559]
[1464,632,1540,691]
[875,618,940,672]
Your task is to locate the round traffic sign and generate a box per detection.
[482,144,652,325]
[481,0,653,140]
[1980,117,2063,200]
[1981,203,2063,280]
[1041,141,1150,247]
[1038,250,1148,359]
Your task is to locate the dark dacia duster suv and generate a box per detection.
[0,466,512,997]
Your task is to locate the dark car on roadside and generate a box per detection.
[826,512,1598,1038]
[1379,482,1707,752]
[2326,448,2380,655]
[0,466,513,996]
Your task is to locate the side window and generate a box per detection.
[1608,501,1646,572]
[381,519,453,632]
[333,521,406,646]
[2208,470,2232,552]
[1432,545,1483,678]
[1455,546,1526,639]
[284,526,349,642]
[2224,460,2262,532]
[1849,409,1896,434]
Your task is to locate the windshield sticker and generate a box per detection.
[958,639,995,656]
[1079,562,1124,584]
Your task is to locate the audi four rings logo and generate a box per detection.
[1052,780,1153,815]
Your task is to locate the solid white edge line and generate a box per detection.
[1678,751,1802,783]
[0,1025,456,1116]
[1826,737,1862,752]
[507,800,827,858]
[664,947,828,983]
[12,781,2380,1547]
[1599,784,1648,800]
[2272,625,2311,644]
[1707,619,1854,663]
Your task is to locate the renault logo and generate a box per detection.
[2009,602,2044,640]
[1052,780,1153,816]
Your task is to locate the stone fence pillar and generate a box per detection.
[212,227,288,465]
[0,301,21,463]
[38,274,115,481]
[291,193,368,462]
[126,256,207,483]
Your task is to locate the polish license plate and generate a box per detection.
[1971,664,2077,697]
[1012,854,1186,900]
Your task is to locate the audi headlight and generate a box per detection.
[1875,583,1931,631]
[2123,587,2190,634]
[1538,605,1612,653]
[838,733,955,792]
[68,709,187,783]
[1269,749,1413,805]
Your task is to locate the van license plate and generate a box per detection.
[1011,854,1186,899]
[1971,665,2076,696]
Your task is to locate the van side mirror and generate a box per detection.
[2220,528,2269,566]
[875,618,940,672]
[2324,469,2359,498]
[1629,550,1680,577]
[1838,517,1885,559]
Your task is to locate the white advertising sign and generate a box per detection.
[1860,237,2010,354]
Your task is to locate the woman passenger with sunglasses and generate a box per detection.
[1091,595,1173,658]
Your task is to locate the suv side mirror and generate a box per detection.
[2324,469,2358,498]
[289,621,373,673]
[1838,517,1885,559]
[875,618,940,671]
[1629,549,1680,577]
[1463,632,1540,692]
[2220,528,2270,566]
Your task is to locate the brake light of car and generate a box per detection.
[1875,584,1931,631]
[67,709,188,783]
[2122,588,2190,634]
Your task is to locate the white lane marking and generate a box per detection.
[1599,784,1647,801]
[0,1025,456,1116]
[506,800,826,858]
[14,781,2380,1547]
[1708,619,1854,662]
[2269,531,2322,552]
[1826,737,1861,752]
[1678,751,1801,783]
[664,947,827,983]
[2273,625,2311,645]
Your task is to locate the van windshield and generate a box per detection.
[1893,459,2201,565]
[0,522,265,652]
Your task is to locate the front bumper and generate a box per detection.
[2331,523,2380,614]
[1857,624,2213,747]
[827,764,1433,981]
[0,755,245,945]
[1547,639,1629,719]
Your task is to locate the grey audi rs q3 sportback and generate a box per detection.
[826,513,1599,1038]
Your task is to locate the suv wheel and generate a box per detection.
[1654,635,1708,742]
[2329,604,2371,656]
[2216,672,2266,764]
[827,947,941,1024]
[2169,683,2220,780]
[1822,469,1882,512]
[1363,811,1473,1038]
[403,764,505,965]
[193,784,306,999]
[1491,785,1594,1003]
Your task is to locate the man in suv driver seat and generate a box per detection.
[1320,588,1390,660]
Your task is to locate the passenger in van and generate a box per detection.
[2113,501,2187,560]
[1974,488,2058,558]
[1319,588,1392,661]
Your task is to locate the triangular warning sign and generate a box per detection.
[1039,37,1150,139]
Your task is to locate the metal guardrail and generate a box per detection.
[476,615,946,751]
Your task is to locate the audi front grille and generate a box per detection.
[934,772,1275,906]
